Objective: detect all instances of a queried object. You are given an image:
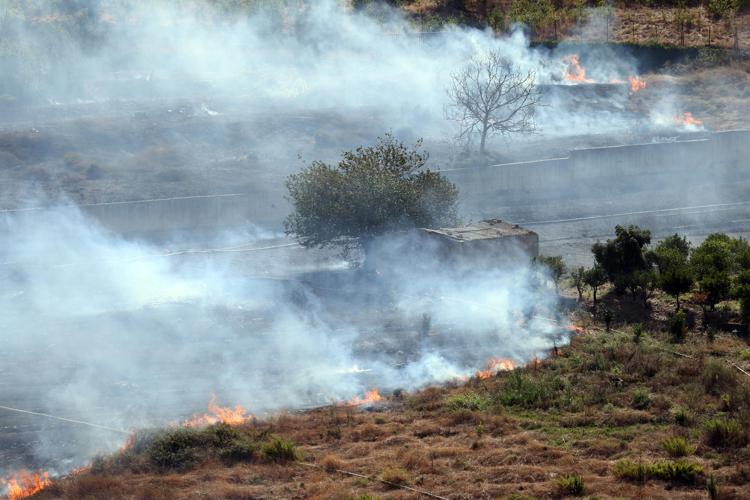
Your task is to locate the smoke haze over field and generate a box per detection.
[2,0,740,480]
[1,0,654,138]
[0,204,563,474]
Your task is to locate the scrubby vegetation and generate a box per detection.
[35,225,750,498]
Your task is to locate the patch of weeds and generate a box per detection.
[556,473,585,496]
[702,359,737,395]
[704,417,748,448]
[671,406,692,426]
[379,466,409,486]
[662,436,695,457]
[613,459,703,484]
[261,436,299,463]
[373,415,387,425]
[145,424,259,470]
[740,349,750,361]
[445,391,489,412]
[631,388,651,410]
[494,371,564,409]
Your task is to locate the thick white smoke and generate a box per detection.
[0,204,564,473]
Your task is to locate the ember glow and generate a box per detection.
[629,75,647,92]
[3,471,50,500]
[563,54,595,83]
[674,112,703,126]
[183,394,253,427]
[475,357,516,379]
[344,388,384,406]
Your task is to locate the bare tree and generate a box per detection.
[446,50,541,157]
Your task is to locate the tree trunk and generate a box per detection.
[479,124,489,157]
[592,287,598,307]
[676,295,681,311]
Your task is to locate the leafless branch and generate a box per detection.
[446,50,541,157]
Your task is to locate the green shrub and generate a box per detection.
[146,428,207,470]
[261,436,299,463]
[631,388,652,410]
[670,310,688,343]
[445,392,490,412]
[704,417,747,448]
[556,473,585,496]
[632,324,643,345]
[145,424,259,470]
[671,406,692,426]
[373,415,387,425]
[614,459,703,484]
[495,371,563,409]
[662,436,695,457]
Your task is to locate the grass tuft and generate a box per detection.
[614,459,703,484]
[556,473,585,496]
[661,436,695,457]
[261,436,300,463]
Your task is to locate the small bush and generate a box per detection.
[261,436,299,463]
[556,473,585,496]
[670,310,688,343]
[704,417,747,448]
[445,392,490,412]
[662,436,695,457]
[631,388,652,410]
[145,424,259,470]
[614,459,703,484]
[671,406,692,426]
[495,371,563,409]
[632,324,643,345]
[702,359,738,395]
[379,466,410,486]
[320,454,344,472]
[146,428,207,470]
[373,415,387,425]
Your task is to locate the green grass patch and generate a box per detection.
[261,436,300,463]
[445,391,490,412]
[614,459,703,484]
[556,473,585,496]
[704,416,748,448]
[662,436,695,457]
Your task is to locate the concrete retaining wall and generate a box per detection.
[441,129,749,203]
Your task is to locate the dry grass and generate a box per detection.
[32,289,750,499]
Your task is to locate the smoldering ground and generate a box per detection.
[0,203,564,474]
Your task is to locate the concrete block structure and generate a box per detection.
[418,219,539,262]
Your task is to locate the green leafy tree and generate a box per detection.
[592,225,652,293]
[536,255,566,290]
[691,233,733,310]
[654,235,694,311]
[571,266,586,301]
[584,264,607,307]
[284,134,459,252]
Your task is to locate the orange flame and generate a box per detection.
[3,471,51,500]
[673,112,702,126]
[344,388,384,406]
[563,54,594,83]
[475,357,516,379]
[183,394,252,427]
[628,75,646,92]
[567,324,586,335]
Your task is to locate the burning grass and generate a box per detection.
[29,291,750,499]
